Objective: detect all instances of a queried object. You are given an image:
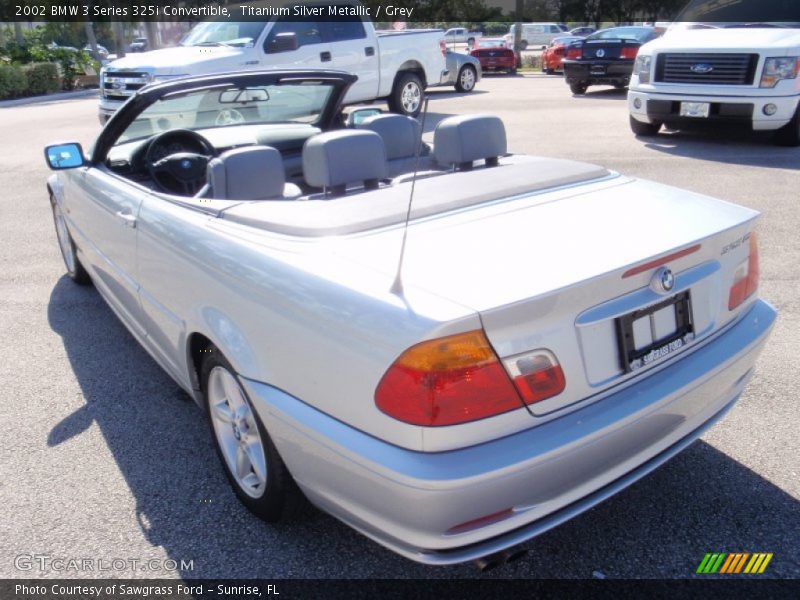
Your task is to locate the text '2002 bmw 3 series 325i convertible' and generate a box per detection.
[45,70,775,566]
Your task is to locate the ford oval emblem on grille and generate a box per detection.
[596,49,605,58]
[690,63,713,74]
[651,267,675,294]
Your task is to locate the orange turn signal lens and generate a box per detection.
[375,330,524,427]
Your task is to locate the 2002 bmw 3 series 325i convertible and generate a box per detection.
[45,70,775,565]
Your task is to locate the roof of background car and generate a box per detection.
[476,38,507,46]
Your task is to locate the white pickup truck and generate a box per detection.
[99,13,446,123]
[628,3,800,145]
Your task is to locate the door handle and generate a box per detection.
[365,46,375,57]
[320,51,332,62]
[116,210,137,228]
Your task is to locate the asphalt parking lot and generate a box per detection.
[0,74,798,580]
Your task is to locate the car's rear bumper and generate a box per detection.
[98,97,124,124]
[564,60,633,86]
[242,299,775,564]
[477,57,516,71]
[628,89,799,131]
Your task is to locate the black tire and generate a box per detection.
[455,65,477,93]
[387,72,424,118]
[774,106,800,146]
[50,193,91,285]
[519,40,528,51]
[467,37,475,47]
[510,68,517,76]
[201,348,301,522]
[570,83,587,95]
[543,67,552,75]
[629,115,662,137]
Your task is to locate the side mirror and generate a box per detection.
[266,32,298,54]
[346,107,383,127]
[44,143,86,170]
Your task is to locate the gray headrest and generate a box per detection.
[358,114,421,161]
[207,146,285,199]
[433,115,507,167]
[303,130,388,189]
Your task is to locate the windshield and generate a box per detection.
[180,21,266,47]
[116,81,334,144]
[587,27,654,42]
[673,0,800,25]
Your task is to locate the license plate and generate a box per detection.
[590,65,606,75]
[616,291,694,373]
[680,102,710,118]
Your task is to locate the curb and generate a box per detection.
[0,88,99,108]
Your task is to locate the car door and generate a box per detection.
[65,167,148,337]
[260,16,331,69]
[323,18,379,104]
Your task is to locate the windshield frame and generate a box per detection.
[92,70,357,165]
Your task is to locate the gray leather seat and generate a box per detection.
[433,115,507,170]
[202,146,301,200]
[357,114,424,177]
[303,129,388,197]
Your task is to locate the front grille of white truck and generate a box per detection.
[102,71,151,100]
[655,53,758,85]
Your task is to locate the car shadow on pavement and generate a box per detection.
[46,277,799,578]
[570,88,629,100]
[641,130,800,169]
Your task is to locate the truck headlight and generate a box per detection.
[760,57,799,88]
[634,55,652,84]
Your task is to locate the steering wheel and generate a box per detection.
[144,129,215,195]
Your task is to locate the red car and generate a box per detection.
[470,38,517,75]
[541,36,584,74]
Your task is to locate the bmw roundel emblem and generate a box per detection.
[651,266,675,294]
[596,49,605,58]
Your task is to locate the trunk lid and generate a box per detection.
[391,176,759,416]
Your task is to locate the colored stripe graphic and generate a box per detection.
[698,552,773,574]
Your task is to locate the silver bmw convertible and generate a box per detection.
[45,70,776,566]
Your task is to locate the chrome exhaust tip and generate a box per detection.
[474,551,510,572]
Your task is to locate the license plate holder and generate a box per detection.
[680,101,710,118]
[590,64,606,75]
[616,291,694,373]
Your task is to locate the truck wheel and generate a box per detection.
[467,37,475,47]
[455,65,477,93]
[774,106,800,146]
[629,115,662,137]
[519,40,528,51]
[202,348,301,521]
[389,72,424,117]
[50,194,91,285]
[570,83,587,95]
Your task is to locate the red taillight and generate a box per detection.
[375,330,524,426]
[728,233,760,310]
[566,47,582,60]
[446,508,514,534]
[555,47,565,56]
[503,350,566,405]
[620,46,639,60]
